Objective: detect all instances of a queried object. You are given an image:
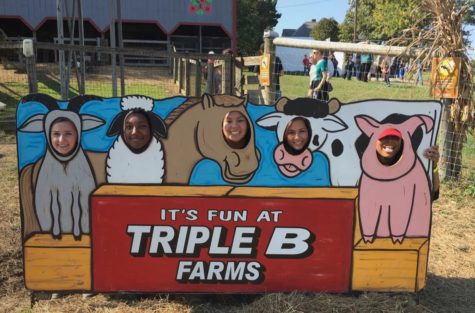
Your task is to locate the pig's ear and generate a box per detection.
[402,115,434,136]
[354,115,380,137]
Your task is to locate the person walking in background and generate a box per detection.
[355,54,361,80]
[344,53,354,80]
[416,59,424,86]
[302,55,310,75]
[382,61,391,87]
[329,52,339,77]
[308,49,329,101]
[399,62,406,81]
[360,52,373,82]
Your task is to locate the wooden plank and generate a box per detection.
[24,234,91,291]
[229,187,358,199]
[352,238,429,292]
[93,185,234,197]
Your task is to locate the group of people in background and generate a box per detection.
[343,53,373,82]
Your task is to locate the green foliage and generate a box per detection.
[456,0,475,25]
[310,18,340,41]
[237,0,281,55]
[340,0,475,42]
[372,0,422,40]
[339,0,376,41]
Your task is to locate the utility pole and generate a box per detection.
[353,0,358,42]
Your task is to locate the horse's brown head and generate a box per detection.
[196,94,260,184]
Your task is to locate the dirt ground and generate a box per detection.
[0,142,474,313]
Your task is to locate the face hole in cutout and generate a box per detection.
[375,136,404,166]
[283,117,312,155]
[222,111,251,149]
[123,111,152,153]
[50,117,78,157]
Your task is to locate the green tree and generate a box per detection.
[340,0,475,43]
[372,0,422,40]
[339,0,376,42]
[237,0,281,55]
[310,18,339,41]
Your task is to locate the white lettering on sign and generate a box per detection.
[127,225,151,256]
[265,227,314,257]
[176,261,264,282]
[126,225,260,257]
[207,210,248,221]
[160,208,198,221]
[256,210,283,222]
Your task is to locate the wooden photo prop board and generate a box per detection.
[16,94,441,293]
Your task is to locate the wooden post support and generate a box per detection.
[263,30,278,105]
[195,59,202,96]
[222,53,232,94]
[178,58,183,93]
[23,39,38,94]
[184,55,190,96]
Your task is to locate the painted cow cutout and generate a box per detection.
[18,94,104,239]
[257,97,347,178]
[355,114,434,243]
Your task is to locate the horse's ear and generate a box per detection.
[201,93,214,110]
[107,112,126,137]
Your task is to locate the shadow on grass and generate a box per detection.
[38,72,79,98]
[419,274,475,313]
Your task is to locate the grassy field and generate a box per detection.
[0,68,474,312]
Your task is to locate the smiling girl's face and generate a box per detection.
[284,118,310,152]
[50,119,78,156]
[222,111,249,148]
[123,112,151,151]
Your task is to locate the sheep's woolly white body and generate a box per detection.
[106,136,165,183]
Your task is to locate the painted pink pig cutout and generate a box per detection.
[355,114,434,244]
[274,143,313,177]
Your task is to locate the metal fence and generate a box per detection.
[1,40,474,186]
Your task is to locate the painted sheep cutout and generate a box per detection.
[257,97,347,178]
[355,114,434,244]
[18,93,104,239]
[162,94,260,184]
[106,95,167,184]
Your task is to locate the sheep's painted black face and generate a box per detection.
[123,112,152,153]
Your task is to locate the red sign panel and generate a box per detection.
[91,195,355,292]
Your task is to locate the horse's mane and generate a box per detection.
[164,97,201,127]
[165,95,247,127]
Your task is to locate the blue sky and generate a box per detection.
[274,0,475,59]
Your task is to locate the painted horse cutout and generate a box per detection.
[162,94,260,184]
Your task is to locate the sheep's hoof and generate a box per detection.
[74,234,82,241]
[52,233,62,240]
